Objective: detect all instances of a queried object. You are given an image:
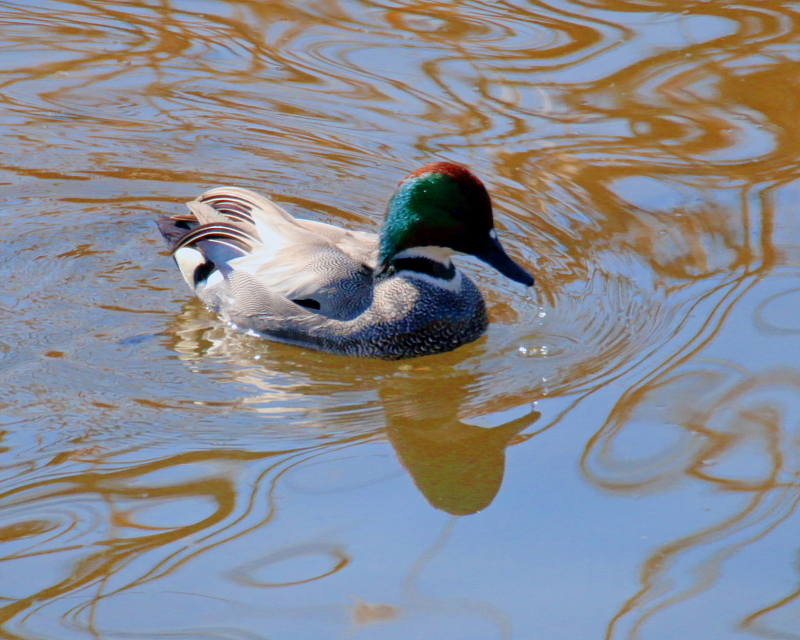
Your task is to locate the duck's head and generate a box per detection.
[378,162,534,286]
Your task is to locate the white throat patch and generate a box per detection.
[394,246,455,263]
[393,246,463,292]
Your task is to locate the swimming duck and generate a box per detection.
[157,162,534,359]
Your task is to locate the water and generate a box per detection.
[1,0,800,638]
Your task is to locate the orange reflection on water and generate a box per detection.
[0,0,800,638]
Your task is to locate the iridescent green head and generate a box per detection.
[378,162,534,286]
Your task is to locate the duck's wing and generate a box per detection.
[294,218,378,267]
[157,187,377,321]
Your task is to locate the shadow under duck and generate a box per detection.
[157,162,534,359]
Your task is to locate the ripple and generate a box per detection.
[0,0,797,638]
[284,452,403,495]
[228,542,350,588]
[755,287,800,335]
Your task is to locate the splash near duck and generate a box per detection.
[157,162,534,359]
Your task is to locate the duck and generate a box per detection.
[156,162,534,359]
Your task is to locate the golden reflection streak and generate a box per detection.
[69,440,377,636]
[1,0,798,636]
[520,28,786,412]
[618,483,800,640]
[558,2,800,178]
[584,177,797,637]
[743,570,800,639]
[517,2,800,626]
[0,451,241,632]
[0,438,377,637]
[490,163,766,433]
[582,173,775,484]
[602,369,800,640]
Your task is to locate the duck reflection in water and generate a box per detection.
[168,301,540,515]
[381,375,538,515]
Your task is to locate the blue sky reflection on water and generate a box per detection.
[1,0,800,638]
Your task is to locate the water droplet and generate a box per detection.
[517,344,552,358]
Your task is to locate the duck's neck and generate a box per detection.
[388,246,459,284]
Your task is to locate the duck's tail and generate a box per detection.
[155,214,196,251]
[157,188,275,291]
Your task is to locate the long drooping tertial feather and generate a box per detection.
[158,186,378,320]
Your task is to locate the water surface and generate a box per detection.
[1,0,800,638]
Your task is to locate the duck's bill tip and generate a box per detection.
[516,271,536,287]
[475,236,535,286]
[507,266,535,287]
